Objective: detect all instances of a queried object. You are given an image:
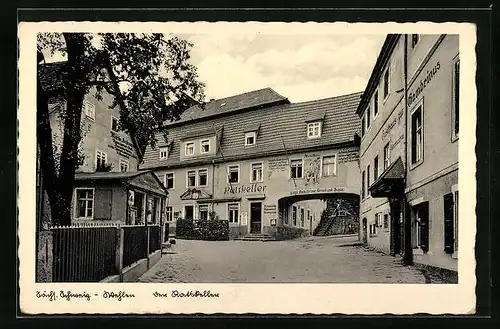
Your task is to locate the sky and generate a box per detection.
[44,33,386,103]
[181,34,386,102]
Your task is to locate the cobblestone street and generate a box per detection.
[138,236,426,283]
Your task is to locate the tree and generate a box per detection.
[37,33,205,226]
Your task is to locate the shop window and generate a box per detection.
[164,172,174,189]
[411,106,423,165]
[290,159,303,179]
[373,91,379,117]
[119,159,129,172]
[452,58,460,139]
[228,204,239,223]
[198,169,208,187]
[75,188,94,219]
[185,142,195,156]
[383,143,391,170]
[187,170,196,187]
[374,156,379,180]
[228,165,239,183]
[412,202,429,253]
[251,163,263,182]
[322,155,337,177]
[245,132,256,146]
[165,206,173,222]
[201,139,210,153]
[199,205,209,221]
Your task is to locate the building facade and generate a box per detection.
[38,62,167,226]
[357,34,459,272]
[141,88,362,239]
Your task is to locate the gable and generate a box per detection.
[128,172,167,196]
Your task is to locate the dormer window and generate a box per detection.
[307,121,322,139]
[185,142,195,156]
[201,139,210,153]
[245,132,256,146]
[111,116,119,132]
[159,147,169,160]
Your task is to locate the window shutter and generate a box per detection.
[419,209,429,253]
[443,193,455,254]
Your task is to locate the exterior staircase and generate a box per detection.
[235,233,276,241]
[313,216,336,236]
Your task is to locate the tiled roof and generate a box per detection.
[38,61,67,92]
[167,87,289,125]
[74,171,145,181]
[141,91,363,170]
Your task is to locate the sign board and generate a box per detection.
[264,205,277,214]
[290,186,346,196]
[241,211,248,225]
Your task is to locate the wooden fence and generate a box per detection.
[50,223,163,282]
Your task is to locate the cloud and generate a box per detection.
[189,34,385,102]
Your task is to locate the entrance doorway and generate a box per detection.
[250,202,262,234]
[390,200,402,255]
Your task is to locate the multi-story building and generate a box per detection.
[38,61,167,226]
[141,88,362,239]
[357,34,459,273]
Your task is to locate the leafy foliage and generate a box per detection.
[176,219,229,241]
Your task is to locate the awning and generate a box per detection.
[368,157,405,198]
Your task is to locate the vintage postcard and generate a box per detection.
[18,20,477,315]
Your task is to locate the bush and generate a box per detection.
[176,218,229,241]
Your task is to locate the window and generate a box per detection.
[95,150,107,171]
[373,156,379,180]
[201,139,210,153]
[292,206,297,226]
[84,101,95,120]
[111,116,119,132]
[185,142,195,156]
[245,132,256,146]
[228,204,239,223]
[198,169,208,187]
[300,208,305,227]
[159,147,169,160]
[322,155,337,177]
[251,163,263,182]
[366,107,371,128]
[164,173,174,189]
[411,106,423,165]
[361,115,366,137]
[383,213,389,229]
[361,170,366,199]
[290,159,303,179]
[373,91,379,117]
[411,34,420,48]
[199,205,209,221]
[187,170,196,187]
[307,122,322,139]
[412,203,429,252]
[307,209,311,223]
[453,58,460,139]
[184,205,194,220]
[375,213,381,227]
[228,165,239,183]
[366,165,371,195]
[383,67,390,99]
[166,206,173,222]
[119,159,129,172]
[383,143,391,170]
[75,188,94,219]
[370,223,377,236]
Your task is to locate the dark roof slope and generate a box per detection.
[38,61,67,93]
[167,87,289,125]
[141,91,362,170]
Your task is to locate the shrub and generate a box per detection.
[176,218,195,238]
[176,218,229,241]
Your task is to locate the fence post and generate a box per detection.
[146,226,151,268]
[116,227,124,282]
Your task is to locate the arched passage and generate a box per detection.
[277,192,360,237]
